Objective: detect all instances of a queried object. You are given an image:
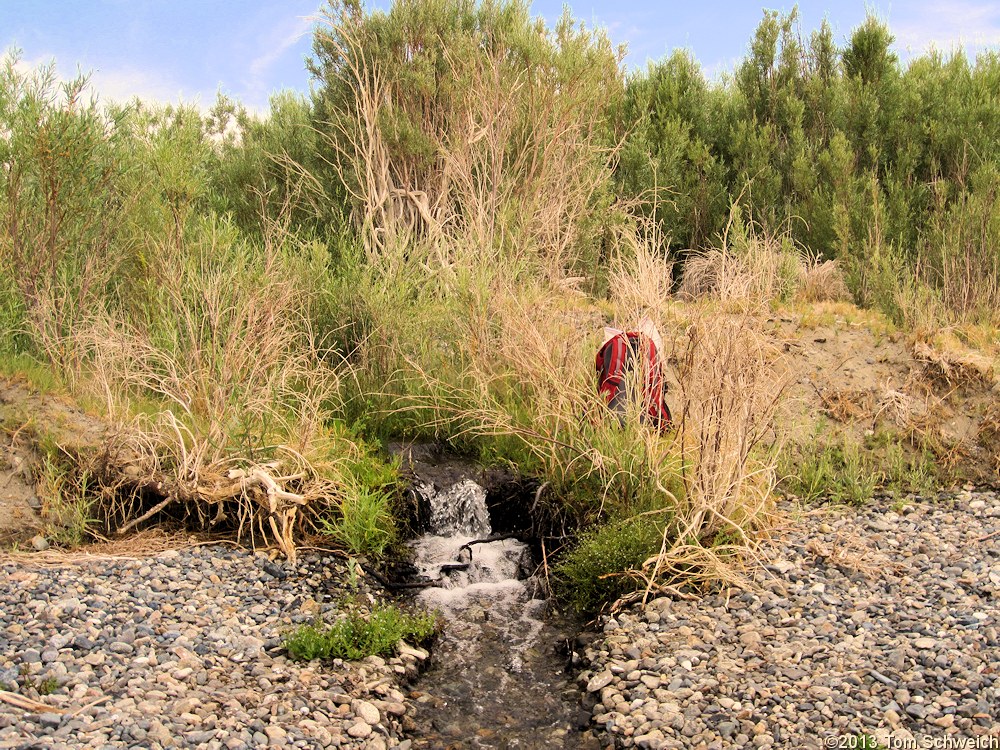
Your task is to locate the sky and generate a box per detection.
[3,1,1000,113]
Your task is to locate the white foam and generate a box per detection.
[418,479,491,536]
[410,479,546,649]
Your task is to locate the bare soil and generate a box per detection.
[773,305,999,485]
[0,377,108,545]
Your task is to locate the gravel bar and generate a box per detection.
[579,490,1000,749]
[2,491,998,749]
[0,547,425,749]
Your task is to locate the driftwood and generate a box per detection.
[359,561,437,590]
[457,533,524,559]
[0,689,65,713]
[113,465,311,564]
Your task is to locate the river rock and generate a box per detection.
[587,671,615,692]
[579,494,1000,748]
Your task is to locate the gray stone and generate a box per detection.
[21,649,40,664]
[587,671,614,692]
[906,704,928,719]
[38,712,62,729]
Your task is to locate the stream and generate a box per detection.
[395,449,595,749]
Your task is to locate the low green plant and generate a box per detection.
[780,436,877,504]
[323,485,396,557]
[868,431,937,496]
[345,557,361,590]
[284,604,437,662]
[37,457,95,547]
[780,428,938,504]
[0,352,59,392]
[15,665,59,696]
[552,514,669,615]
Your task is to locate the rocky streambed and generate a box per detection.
[579,491,1000,749]
[0,547,422,749]
[0,491,997,749]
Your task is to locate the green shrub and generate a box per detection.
[552,514,668,615]
[284,604,437,661]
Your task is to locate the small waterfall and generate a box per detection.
[406,474,580,747]
[419,479,492,537]
[411,478,535,606]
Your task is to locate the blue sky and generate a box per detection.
[3,1,1000,112]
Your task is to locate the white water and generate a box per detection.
[409,478,546,672]
[405,470,583,748]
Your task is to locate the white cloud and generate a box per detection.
[893,1,1000,56]
[88,66,194,106]
[10,52,209,111]
[249,15,313,79]
[703,55,741,83]
[240,12,315,108]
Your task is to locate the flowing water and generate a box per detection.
[403,473,590,749]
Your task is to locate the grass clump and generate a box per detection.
[780,429,939,504]
[284,604,437,662]
[552,514,668,616]
[37,458,96,547]
[788,440,879,505]
[322,485,396,557]
[315,425,401,558]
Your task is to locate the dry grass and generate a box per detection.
[606,307,789,606]
[677,216,852,313]
[389,251,789,599]
[977,403,1000,478]
[873,386,923,429]
[797,258,852,303]
[677,236,800,310]
[913,339,995,388]
[75,226,344,562]
[791,300,897,338]
[0,528,212,567]
[607,220,674,322]
[804,532,899,579]
[813,387,878,423]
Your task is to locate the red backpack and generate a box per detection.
[595,331,672,430]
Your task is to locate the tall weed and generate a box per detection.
[82,215,351,559]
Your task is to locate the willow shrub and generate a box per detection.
[309,0,623,288]
[0,52,128,372]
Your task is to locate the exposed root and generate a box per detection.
[82,418,342,565]
[810,385,877,423]
[914,340,994,388]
